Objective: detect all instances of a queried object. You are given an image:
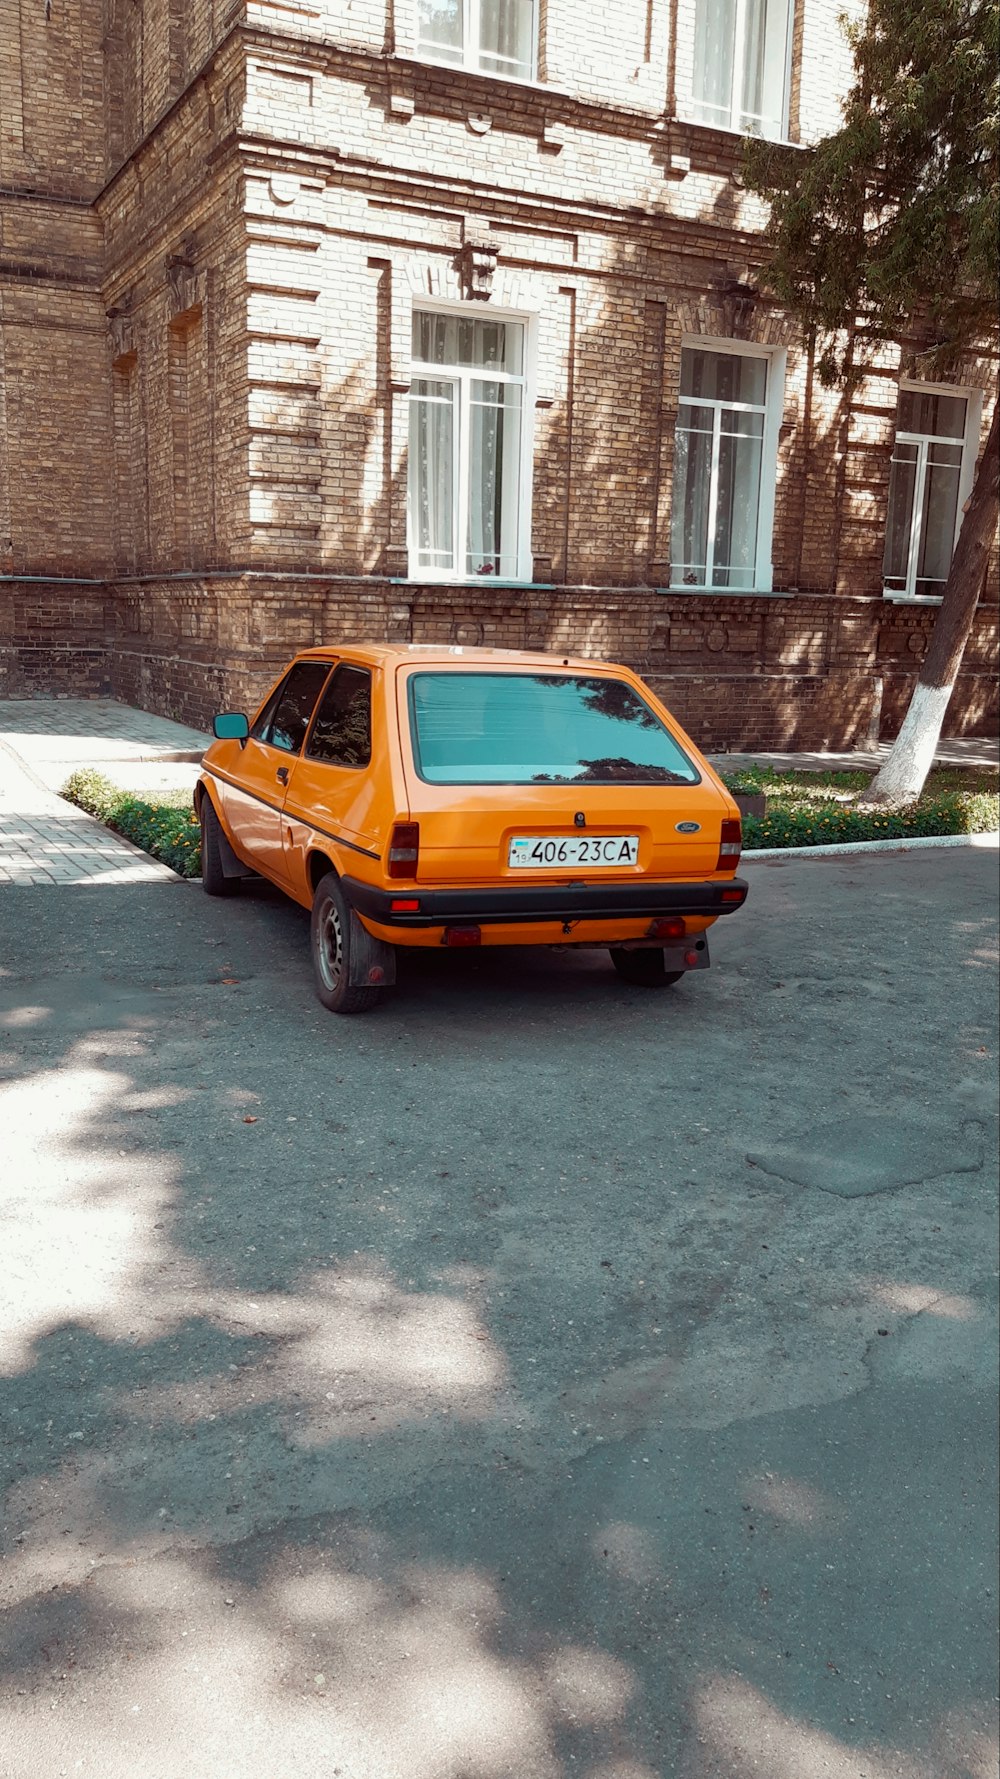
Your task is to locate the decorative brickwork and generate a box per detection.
[0,1,996,745]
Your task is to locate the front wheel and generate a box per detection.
[200,796,240,897]
[609,947,684,988]
[310,873,381,1015]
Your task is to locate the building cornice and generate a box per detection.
[233,134,769,266]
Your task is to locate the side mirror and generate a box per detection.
[212,712,249,743]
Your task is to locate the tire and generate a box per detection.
[609,947,684,988]
[200,796,240,897]
[310,872,381,1015]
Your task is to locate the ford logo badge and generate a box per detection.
[675,821,701,833]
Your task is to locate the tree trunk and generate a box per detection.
[867,393,1000,804]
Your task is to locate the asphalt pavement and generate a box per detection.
[1,847,998,1778]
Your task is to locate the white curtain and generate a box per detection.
[740,0,788,137]
[714,410,763,588]
[468,382,501,573]
[467,382,523,575]
[410,315,524,577]
[671,407,714,585]
[673,349,767,588]
[917,443,963,593]
[692,0,737,126]
[479,0,534,78]
[692,0,787,138]
[883,442,918,587]
[410,380,456,572]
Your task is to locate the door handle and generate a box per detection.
[276,765,289,785]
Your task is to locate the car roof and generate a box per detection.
[292,643,627,672]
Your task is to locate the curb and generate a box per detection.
[68,814,184,882]
[742,831,1000,862]
[78,748,206,765]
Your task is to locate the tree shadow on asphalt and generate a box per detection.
[0,874,998,1777]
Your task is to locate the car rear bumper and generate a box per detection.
[341,875,748,929]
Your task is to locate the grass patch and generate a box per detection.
[62,769,201,878]
[720,765,999,851]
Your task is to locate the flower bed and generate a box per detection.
[720,766,999,851]
[62,770,201,879]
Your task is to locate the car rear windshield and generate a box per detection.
[407,672,700,786]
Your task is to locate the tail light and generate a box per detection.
[716,817,742,871]
[388,821,420,879]
[649,916,686,940]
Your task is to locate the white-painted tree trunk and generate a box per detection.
[865,400,998,806]
[866,681,955,803]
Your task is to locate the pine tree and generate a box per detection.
[745,0,999,802]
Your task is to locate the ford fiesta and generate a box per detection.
[195,645,748,1013]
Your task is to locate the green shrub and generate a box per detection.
[62,770,202,878]
[61,767,123,823]
[720,765,770,795]
[743,789,998,850]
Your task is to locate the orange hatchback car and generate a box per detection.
[195,645,748,1013]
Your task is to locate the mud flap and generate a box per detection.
[217,820,257,879]
[667,935,710,971]
[348,911,397,988]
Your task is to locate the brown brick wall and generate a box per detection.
[9,574,980,750]
[0,579,111,698]
[1,2,997,747]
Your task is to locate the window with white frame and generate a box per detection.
[408,310,530,581]
[416,0,537,81]
[690,0,791,140]
[883,387,977,601]
[671,346,780,591]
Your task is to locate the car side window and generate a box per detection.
[258,662,332,754]
[306,666,372,767]
[250,679,285,742]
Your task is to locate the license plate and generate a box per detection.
[508,834,639,869]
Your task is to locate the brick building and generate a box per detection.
[1,0,997,746]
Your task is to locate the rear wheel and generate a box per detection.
[609,947,684,988]
[310,872,381,1015]
[200,796,240,898]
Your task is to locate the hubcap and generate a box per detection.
[316,897,344,990]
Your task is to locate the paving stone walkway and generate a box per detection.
[0,698,210,792]
[0,740,177,886]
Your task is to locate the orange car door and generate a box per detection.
[223,660,332,885]
[282,664,379,898]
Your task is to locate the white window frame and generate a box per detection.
[882,380,984,604]
[415,0,539,83]
[687,0,794,142]
[670,336,785,594]
[407,300,536,585]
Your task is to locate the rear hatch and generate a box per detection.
[395,664,732,886]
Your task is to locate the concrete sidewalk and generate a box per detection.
[0,739,178,885]
[0,695,203,884]
[0,698,211,797]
